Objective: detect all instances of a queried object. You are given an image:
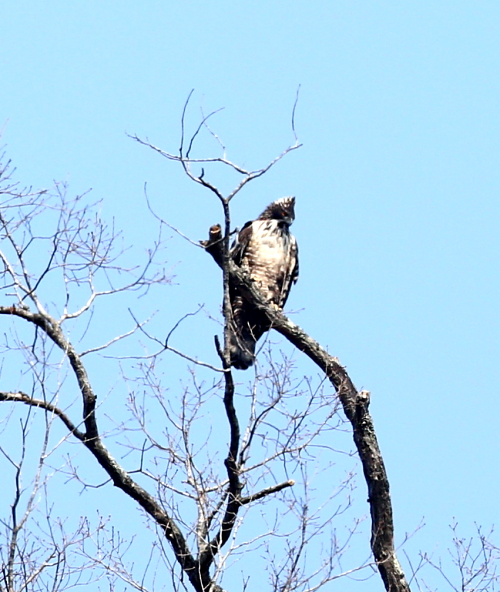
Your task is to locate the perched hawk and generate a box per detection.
[229,197,299,370]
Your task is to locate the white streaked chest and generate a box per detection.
[243,220,293,278]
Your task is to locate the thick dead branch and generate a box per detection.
[202,225,411,592]
[200,224,224,268]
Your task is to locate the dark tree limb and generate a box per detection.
[199,337,243,573]
[240,480,295,505]
[202,226,411,592]
[0,391,85,439]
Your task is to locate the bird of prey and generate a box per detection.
[229,196,298,369]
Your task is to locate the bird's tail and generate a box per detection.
[229,325,256,370]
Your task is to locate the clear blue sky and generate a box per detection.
[2,1,500,590]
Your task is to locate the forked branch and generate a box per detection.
[130,92,301,205]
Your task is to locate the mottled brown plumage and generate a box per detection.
[229,197,298,369]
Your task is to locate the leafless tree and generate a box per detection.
[401,522,500,592]
[0,381,119,592]
[3,94,487,592]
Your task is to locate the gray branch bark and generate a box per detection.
[202,225,411,592]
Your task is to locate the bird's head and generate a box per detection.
[259,196,296,226]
